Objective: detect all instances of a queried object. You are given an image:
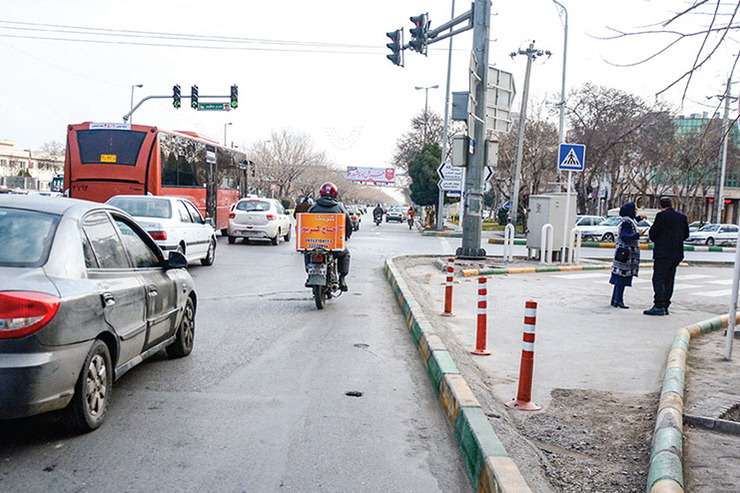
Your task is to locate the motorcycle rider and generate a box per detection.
[373,203,384,223]
[294,196,313,218]
[308,182,352,291]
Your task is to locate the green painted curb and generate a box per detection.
[384,256,531,492]
[647,450,684,490]
[660,368,685,398]
[650,428,683,460]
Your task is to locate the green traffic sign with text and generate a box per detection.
[198,102,230,111]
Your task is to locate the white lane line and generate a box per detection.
[440,238,453,253]
[707,279,734,285]
[554,273,608,279]
[696,289,734,298]
[675,274,713,281]
[672,284,701,290]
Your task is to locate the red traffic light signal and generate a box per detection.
[386,30,403,66]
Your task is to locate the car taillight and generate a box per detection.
[149,230,167,241]
[351,216,357,220]
[0,291,61,339]
[311,254,325,263]
[229,212,236,219]
[266,214,276,221]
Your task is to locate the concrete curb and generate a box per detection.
[647,313,740,493]
[422,231,463,238]
[487,237,736,253]
[384,256,532,493]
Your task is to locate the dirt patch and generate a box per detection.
[720,403,740,422]
[512,389,655,493]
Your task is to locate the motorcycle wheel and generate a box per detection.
[313,285,326,310]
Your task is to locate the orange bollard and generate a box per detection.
[441,258,455,317]
[506,301,541,411]
[471,277,491,355]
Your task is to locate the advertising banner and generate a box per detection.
[296,213,346,251]
[346,166,395,185]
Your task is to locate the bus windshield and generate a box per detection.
[77,129,147,165]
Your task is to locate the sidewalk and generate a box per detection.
[389,255,740,492]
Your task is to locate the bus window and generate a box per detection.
[77,129,147,166]
[159,132,207,187]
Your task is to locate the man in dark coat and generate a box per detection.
[644,197,689,316]
[308,182,352,291]
[294,197,313,218]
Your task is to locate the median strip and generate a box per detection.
[487,237,735,252]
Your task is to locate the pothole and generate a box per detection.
[345,391,363,398]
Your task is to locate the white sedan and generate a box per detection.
[107,195,217,266]
[685,223,738,246]
[227,197,293,245]
[579,216,651,242]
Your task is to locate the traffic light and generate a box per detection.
[386,29,403,66]
[191,85,198,109]
[230,85,238,109]
[409,13,429,53]
[172,85,181,108]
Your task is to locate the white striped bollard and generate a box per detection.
[471,277,490,355]
[506,301,541,411]
[441,258,454,317]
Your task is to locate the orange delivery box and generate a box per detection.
[296,213,346,251]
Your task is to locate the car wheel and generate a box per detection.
[283,227,292,242]
[228,236,236,244]
[602,232,615,242]
[201,239,216,266]
[271,230,280,245]
[167,297,195,358]
[63,340,112,433]
[706,237,715,246]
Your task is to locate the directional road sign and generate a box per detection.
[558,144,585,171]
[198,102,230,111]
[439,179,463,191]
[484,166,493,183]
[437,162,463,181]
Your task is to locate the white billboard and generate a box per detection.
[346,167,396,185]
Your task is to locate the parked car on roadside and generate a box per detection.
[107,195,217,266]
[0,196,196,432]
[579,216,651,242]
[688,221,707,232]
[575,215,606,228]
[685,223,738,246]
[228,197,292,245]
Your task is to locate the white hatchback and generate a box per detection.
[107,195,217,266]
[228,197,293,245]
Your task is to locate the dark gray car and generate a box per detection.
[0,196,196,432]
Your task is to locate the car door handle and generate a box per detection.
[101,292,116,307]
[147,285,158,298]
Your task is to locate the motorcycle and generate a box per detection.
[374,214,382,226]
[304,249,342,309]
[408,215,414,230]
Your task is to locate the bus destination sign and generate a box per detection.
[197,102,230,111]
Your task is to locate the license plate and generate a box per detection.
[307,264,326,275]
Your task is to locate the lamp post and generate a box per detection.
[130,84,143,124]
[551,1,568,148]
[224,122,232,147]
[415,85,439,143]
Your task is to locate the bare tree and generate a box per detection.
[392,110,444,172]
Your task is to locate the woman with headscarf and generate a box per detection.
[610,202,643,308]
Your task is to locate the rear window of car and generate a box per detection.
[0,208,60,267]
[108,197,172,219]
[236,200,270,212]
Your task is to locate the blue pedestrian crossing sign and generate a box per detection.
[558,144,585,171]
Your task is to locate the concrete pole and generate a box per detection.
[717,77,731,223]
[129,84,142,124]
[509,43,535,228]
[437,0,456,231]
[457,0,490,259]
[552,1,568,145]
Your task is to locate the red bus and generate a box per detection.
[64,122,248,232]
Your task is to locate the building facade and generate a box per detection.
[0,140,64,191]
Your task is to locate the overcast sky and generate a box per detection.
[1,0,736,170]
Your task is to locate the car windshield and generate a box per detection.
[600,217,621,226]
[698,224,719,232]
[108,197,172,219]
[236,200,270,212]
[0,208,60,267]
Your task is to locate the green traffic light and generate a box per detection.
[231,101,238,108]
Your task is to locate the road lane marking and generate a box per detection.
[706,279,734,285]
[675,274,713,281]
[696,289,734,298]
[554,273,608,279]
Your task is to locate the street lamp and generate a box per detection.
[224,122,232,147]
[415,85,439,143]
[130,84,143,124]
[551,1,568,148]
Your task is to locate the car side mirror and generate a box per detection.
[166,251,188,269]
[204,217,214,227]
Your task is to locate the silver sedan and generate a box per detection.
[0,196,196,432]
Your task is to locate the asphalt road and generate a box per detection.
[0,216,470,493]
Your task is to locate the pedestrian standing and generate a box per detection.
[610,202,644,309]
[644,197,690,316]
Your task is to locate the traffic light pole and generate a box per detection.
[122,93,233,122]
[456,0,490,259]
[436,0,457,231]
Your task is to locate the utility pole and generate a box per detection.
[509,42,550,228]
[714,77,734,223]
[456,0,491,258]
[552,1,568,145]
[436,0,456,231]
